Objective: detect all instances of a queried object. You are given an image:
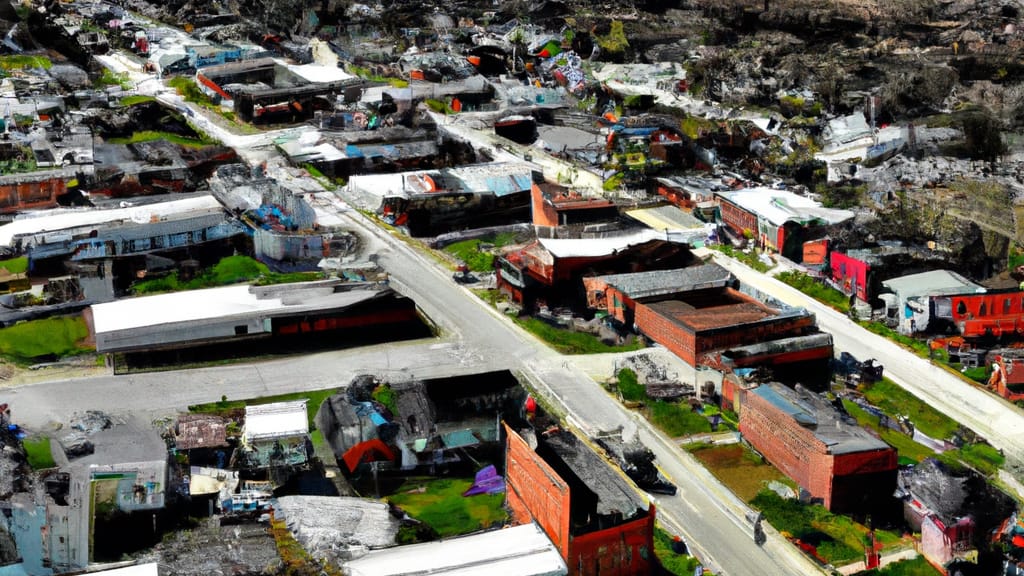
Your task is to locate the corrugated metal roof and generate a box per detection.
[717,187,854,227]
[599,263,733,300]
[626,205,707,232]
[881,270,983,299]
[440,429,479,449]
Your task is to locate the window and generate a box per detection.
[957,301,967,316]
[234,325,248,335]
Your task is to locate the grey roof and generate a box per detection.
[542,429,645,517]
[881,269,983,300]
[598,263,734,300]
[752,383,890,455]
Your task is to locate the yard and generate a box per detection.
[859,556,941,576]
[515,317,645,354]
[0,316,92,361]
[0,256,28,274]
[775,270,850,313]
[688,443,792,502]
[653,525,703,575]
[189,387,341,452]
[442,232,520,273]
[859,379,959,440]
[750,490,909,567]
[386,477,507,537]
[22,436,55,470]
[616,369,712,438]
[132,256,323,295]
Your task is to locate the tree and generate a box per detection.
[961,111,1006,162]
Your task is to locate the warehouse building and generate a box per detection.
[738,383,898,513]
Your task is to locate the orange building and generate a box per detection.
[505,424,654,576]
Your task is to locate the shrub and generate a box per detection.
[617,368,645,401]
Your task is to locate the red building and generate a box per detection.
[505,424,655,576]
[531,183,619,236]
[830,251,871,303]
[715,188,853,262]
[634,286,818,366]
[583,262,735,325]
[932,290,1024,339]
[738,383,898,513]
[988,354,1024,402]
[0,173,67,213]
[495,231,693,304]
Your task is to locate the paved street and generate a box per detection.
[714,254,1024,476]
[7,208,828,576]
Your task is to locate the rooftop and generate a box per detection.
[245,400,309,441]
[0,195,225,248]
[343,522,567,576]
[882,269,984,299]
[716,188,854,227]
[598,263,734,300]
[626,205,709,233]
[176,414,229,450]
[541,428,645,518]
[644,289,779,331]
[753,383,890,455]
[90,281,384,335]
[537,228,669,258]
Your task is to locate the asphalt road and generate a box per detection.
[714,254,1024,475]
[6,212,827,576]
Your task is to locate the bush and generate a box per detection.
[372,384,398,416]
[776,270,850,312]
[653,525,702,574]
[443,240,495,272]
[648,401,711,437]
[617,368,645,401]
[516,317,645,355]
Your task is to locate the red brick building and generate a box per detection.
[583,262,735,326]
[505,424,654,576]
[634,286,817,366]
[0,173,67,213]
[738,383,897,513]
[531,183,618,236]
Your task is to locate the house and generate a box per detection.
[496,230,694,305]
[624,205,716,246]
[343,522,567,576]
[530,183,618,237]
[237,400,310,473]
[898,459,981,571]
[880,270,984,335]
[505,424,655,576]
[346,162,537,237]
[196,58,360,123]
[715,188,854,262]
[316,371,529,478]
[738,383,897,513]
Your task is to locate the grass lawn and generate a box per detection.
[750,490,908,566]
[654,525,702,574]
[689,444,792,502]
[189,387,339,430]
[387,477,507,537]
[0,55,51,70]
[132,256,270,294]
[858,556,942,576]
[442,233,519,273]
[516,317,645,354]
[0,256,28,274]
[107,130,216,148]
[860,379,959,440]
[859,321,930,357]
[23,437,55,470]
[0,316,92,360]
[647,400,711,438]
[711,244,774,273]
[842,401,935,464]
[120,95,157,107]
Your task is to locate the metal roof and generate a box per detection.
[716,187,854,227]
[752,383,890,455]
[598,263,734,300]
[245,400,309,441]
[881,269,983,300]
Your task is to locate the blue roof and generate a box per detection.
[441,429,479,448]
[753,385,817,426]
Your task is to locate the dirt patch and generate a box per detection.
[690,443,793,502]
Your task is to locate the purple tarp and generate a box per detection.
[462,464,505,496]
